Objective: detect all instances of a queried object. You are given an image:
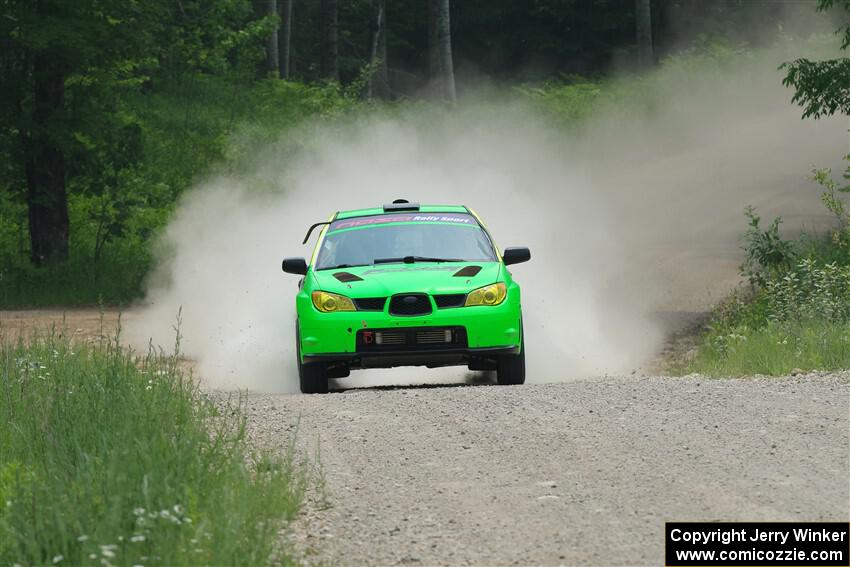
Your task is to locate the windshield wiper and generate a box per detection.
[372,256,464,265]
[317,263,369,271]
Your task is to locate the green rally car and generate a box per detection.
[282,200,530,393]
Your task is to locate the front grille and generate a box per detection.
[353,297,387,311]
[416,329,454,344]
[434,294,466,308]
[357,327,467,352]
[374,330,406,345]
[388,293,432,316]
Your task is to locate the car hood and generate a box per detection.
[310,262,503,297]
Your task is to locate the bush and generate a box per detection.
[764,258,850,322]
[739,206,796,288]
[0,324,304,565]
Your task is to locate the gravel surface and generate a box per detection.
[246,374,850,566]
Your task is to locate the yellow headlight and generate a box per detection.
[312,291,356,312]
[464,282,507,306]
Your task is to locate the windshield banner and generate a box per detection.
[330,213,475,232]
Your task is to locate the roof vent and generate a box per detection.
[383,200,420,212]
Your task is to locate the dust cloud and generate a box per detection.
[126,44,848,392]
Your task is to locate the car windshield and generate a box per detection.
[315,215,497,270]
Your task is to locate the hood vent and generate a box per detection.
[333,271,363,283]
[453,265,481,278]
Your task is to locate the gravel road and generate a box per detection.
[247,375,849,566]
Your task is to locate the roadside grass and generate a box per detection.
[0,321,305,565]
[683,319,850,376]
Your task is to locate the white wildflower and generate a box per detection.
[133,507,146,516]
[52,554,64,564]
[100,544,118,559]
[77,535,89,542]
[130,534,145,543]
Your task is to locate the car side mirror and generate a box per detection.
[502,247,531,266]
[282,257,308,275]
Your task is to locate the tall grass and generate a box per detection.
[0,321,304,565]
[685,319,850,376]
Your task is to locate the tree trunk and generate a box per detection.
[320,0,338,81]
[26,52,69,265]
[427,0,440,90]
[278,0,293,78]
[435,0,456,102]
[266,0,280,77]
[635,0,653,68]
[368,0,389,99]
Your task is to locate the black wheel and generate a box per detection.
[296,322,328,394]
[496,333,525,385]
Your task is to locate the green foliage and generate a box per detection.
[0,76,354,306]
[516,36,755,127]
[811,163,850,249]
[0,325,304,565]
[782,0,850,118]
[764,259,850,323]
[515,76,604,124]
[782,57,850,119]
[739,206,796,288]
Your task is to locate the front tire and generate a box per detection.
[296,322,328,394]
[299,360,329,394]
[496,335,525,386]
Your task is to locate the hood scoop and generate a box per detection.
[453,265,482,278]
[333,271,363,283]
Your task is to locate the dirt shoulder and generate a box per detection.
[0,309,124,342]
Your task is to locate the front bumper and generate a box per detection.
[302,345,520,369]
[297,294,522,363]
